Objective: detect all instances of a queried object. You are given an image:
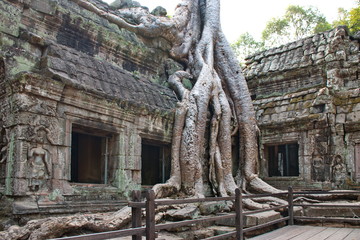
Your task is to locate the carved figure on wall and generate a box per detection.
[27,126,52,192]
[331,155,346,188]
[28,145,50,191]
[312,157,325,182]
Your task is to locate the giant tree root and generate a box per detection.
[0,207,132,240]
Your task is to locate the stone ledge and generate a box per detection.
[13,200,127,215]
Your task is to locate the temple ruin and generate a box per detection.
[0,0,359,227]
[244,26,360,190]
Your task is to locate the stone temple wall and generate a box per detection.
[243,26,360,190]
[0,0,178,222]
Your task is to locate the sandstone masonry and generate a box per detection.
[243,26,360,190]
[0,0,178,226]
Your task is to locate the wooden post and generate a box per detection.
[132,190,142,240]
[235,188,244,240]
[288,186,294,225]
[146,190,156,240]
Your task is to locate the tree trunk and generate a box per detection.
[73,0,280,197]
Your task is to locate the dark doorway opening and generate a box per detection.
[141,142,170,186]
[267,143,299,177]
[71,131,103,184]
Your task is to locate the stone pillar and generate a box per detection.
[113,129,141,196]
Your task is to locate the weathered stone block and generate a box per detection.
[346,111,360,122]
[52,164,64,180]
[132,170,141,184]
[304,47,316,56]
[348,54,360,64]
[199,201,229,215]
[13,201,39,214]
[325,53,336,62]
[336,113,346,123]
[166,205,199,221]
[245,210,281,227]
[11,178,28,196]
[0,1,21,37]
[336,50,346,61]
[215,213,236,227]
[304,202,360,217]
[317,45,326,52]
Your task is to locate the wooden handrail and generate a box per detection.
[53,187,360,240]
[155,214,236,231]
[243,204,288,216]
[51,227,145,240]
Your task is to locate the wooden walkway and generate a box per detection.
[249,225,360,240]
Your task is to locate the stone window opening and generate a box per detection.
[70,125,112,185]
[266,143,299,177]
[312,104,326,113]
[141,140,170,186]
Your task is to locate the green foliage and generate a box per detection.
[333,4,360,34]
[349,6,360,33]
[231,32,264,65]
[261,5,332,47]
[333,8,350,27]
[232,3,360,63]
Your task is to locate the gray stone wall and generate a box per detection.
[244,26,360,190]
[0,0,177,219]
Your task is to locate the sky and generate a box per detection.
[102,0,358,43]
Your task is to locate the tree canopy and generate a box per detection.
[232,4,360,64]
[333,4,360,35]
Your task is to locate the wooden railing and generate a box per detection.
[52,187,360,240]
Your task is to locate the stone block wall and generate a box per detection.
[0,0,177,220]
[244,26,360,190]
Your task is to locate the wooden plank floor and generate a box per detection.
[248,226,360,240]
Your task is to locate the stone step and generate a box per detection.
[215,210,282,227]
[303,201,360,218]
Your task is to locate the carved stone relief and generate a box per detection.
[311,132,331,182]
[27,144,50,192]
[331,155,346,188]
[26,126,52,192]
[312,156,325,182]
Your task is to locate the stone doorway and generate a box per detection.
[267,143,299,177]
[141,142,170,186]
[71,131,106,184]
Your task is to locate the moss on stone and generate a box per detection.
[290,96,303,103]
[303,93,316,101]
[0,1,21,37]
[256,91,283,99]
[9,56,35,76]
[303,101,313,109]
[264,108,276,115]
[263,101,277,109]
